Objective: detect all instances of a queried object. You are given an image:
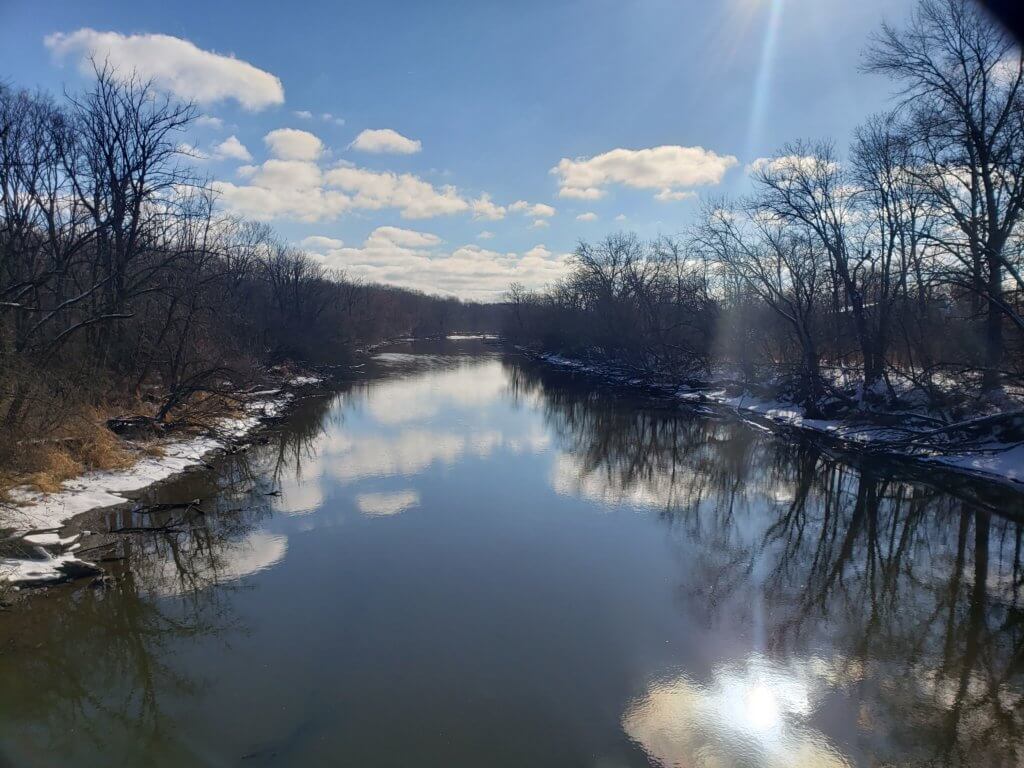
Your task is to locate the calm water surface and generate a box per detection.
[2,339,1024,767]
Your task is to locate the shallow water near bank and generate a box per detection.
[2,338,1023,767]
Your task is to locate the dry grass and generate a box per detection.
[0,367,260,500]
[1,405,134,497]
[0,389,249,499]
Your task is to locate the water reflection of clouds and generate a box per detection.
[332,430,467,481]
[356,490,420,517]
[141,530,289,597]
[623,655,852,768]
[366,360,509,425]
[548,453,686,509]
[272,361,553,520]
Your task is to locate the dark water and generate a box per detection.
[2,340,1024,767]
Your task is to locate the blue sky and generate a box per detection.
[0,0,916,299]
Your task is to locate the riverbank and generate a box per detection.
[0,371,329,588]
[529,350,1024,490]
[0,335,499,591]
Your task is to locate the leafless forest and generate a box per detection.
[0,67,496,488]
[506,0,1024,422]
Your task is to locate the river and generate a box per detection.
[1,338,1023,767]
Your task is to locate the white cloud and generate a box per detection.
[529,219,550,229]
[212,159,350,222]
[477,230,495,240]
[324,166,468,219]
[212,181,350,222]
[746,155,837,176]
[294,110,313,119]
[559,186,605,200]
[509,200,556,218]
[214,135,252,162]
[576,212,598,221]
[44,29,284,110]
[195,115,223,130]
[305,228,572,300]
[299,235,344,251]
[322,112,345,126]
[471,193,506,221]
[615,213,627,221]
[551,145,737,200]
[215,156,474,222]
[350,128,422,154]
[264,128,324,161]
[177,142,209,160]
[369,226,443,249]
[654,189,696,202]
[251,159,323,189]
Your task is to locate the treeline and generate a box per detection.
[506,0,1024,416]
[0,66,495,479]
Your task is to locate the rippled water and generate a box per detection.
[2,339,1023,767]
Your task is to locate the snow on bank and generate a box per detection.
[445,334,499,341]
[1,389,296,586]
[1,551,99,587]
[3,435,225,535]
[534,352,1024,489]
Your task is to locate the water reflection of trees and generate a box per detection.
[0,564,235,764]
[509,358,1024,766]
[0,393,345,766]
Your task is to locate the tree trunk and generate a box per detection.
[982,251,1003,392]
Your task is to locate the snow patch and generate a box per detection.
[1,549,98,587]
[535,352,1024,489]
[1,392,294,584]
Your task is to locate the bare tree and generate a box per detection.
[865,0,1024,392]
[696,203,828,411]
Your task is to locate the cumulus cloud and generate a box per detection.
[215,156,475,222]
[529,219,550,229]
[576,212,598,221]
[368,226,443,249]
[294,110,313,119]
[471,193,506,220]
[264,128,324,161]
[745,154,838,176]
[212,182,350,222]
[299,235,344,250]
[615,213,627,221]
[177,142,209,161]
[551,145,737,200]
[322,112,345,126]
[350,128,422,154]
[324,166,469,219]
[477,231,495,240]
[301,227,572,300]
[44,29,284,110]
[654,189,696,202]
[212,158,349,222]
[509,200,556,218]
[251,159,323,189]
[195,115,223,130]
[214,135,252,161]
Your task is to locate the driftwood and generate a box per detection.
[882,410,1024,450]
[109,521,187,534]
[129,499,203,515]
